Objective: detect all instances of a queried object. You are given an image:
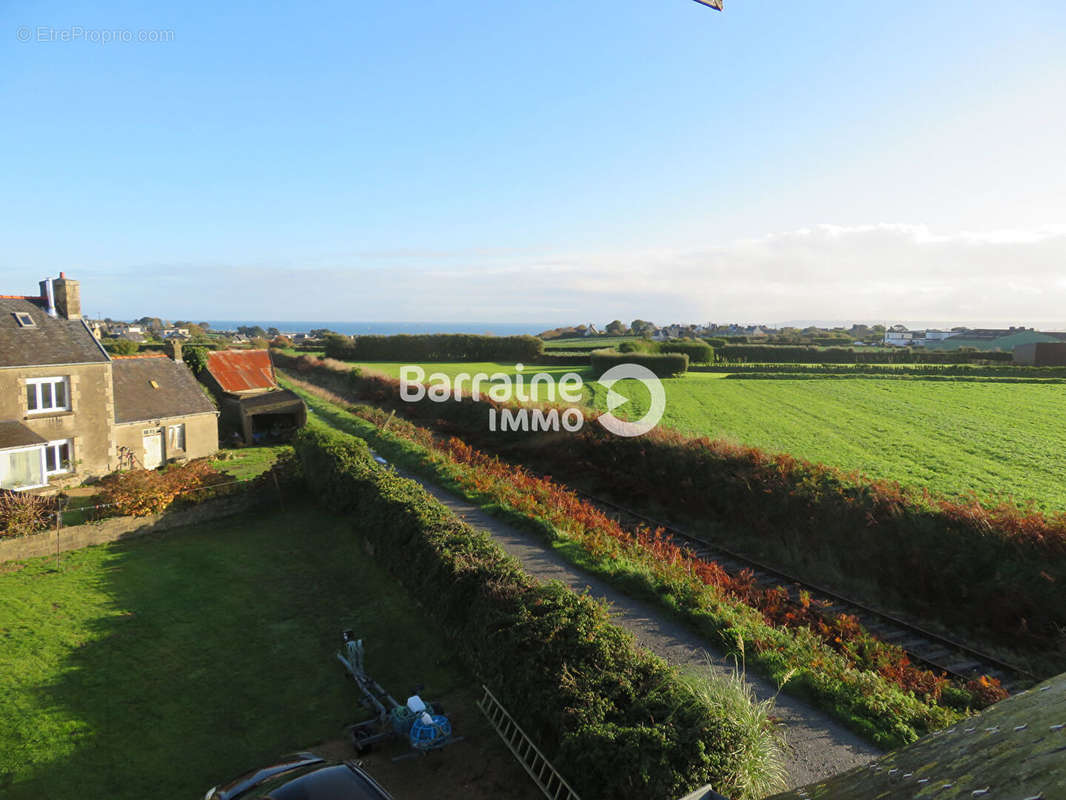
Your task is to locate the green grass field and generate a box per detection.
[589,373,1066,511]
[0,505,501,800]
[345,360,1066,511]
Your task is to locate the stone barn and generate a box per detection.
[200,349,306,445]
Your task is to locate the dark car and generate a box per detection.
[204,753,393,800]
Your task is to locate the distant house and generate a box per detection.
[0,273,218,491]
[201,349,306,445]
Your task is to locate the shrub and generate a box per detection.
[292,425,763,800]
[590,350,688,377]
[0,491,57,537]
[105,339,140,356]
[95,460,233,516]
[659,339,714,363]
[182,345,209,375]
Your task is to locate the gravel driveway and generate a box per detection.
[401,471,881,789]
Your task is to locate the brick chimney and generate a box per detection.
[52,272,81,320]
[166,338,183,362]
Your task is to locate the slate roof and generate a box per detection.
[0,420,48,450]
[0,297,109,368]
[112,355,217,424]
[205,349,277,393]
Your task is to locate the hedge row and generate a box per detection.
[273,353,1066,654]
[694,363,1066,378]
[716,344,1013,364]
[590,350,689,377]
[324,333,543,362]
[532,351,592,366]
[291,425,748,800]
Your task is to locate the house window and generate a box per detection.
[44,440,72,475]
[0,447,46,491]
[26,377,70,414]
[167,423,186,451]
[13,312,36,328]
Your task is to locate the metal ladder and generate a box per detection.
[477,685,581,800]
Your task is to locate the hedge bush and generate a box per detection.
[324,333,543,362]
[658,340,714,363]
[718,344,1013,364]
[292,425,752,800]
[273,352,1066,654]
[590,350,689,377]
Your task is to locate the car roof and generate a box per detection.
[266,763,392,800]
[216,754,324,799]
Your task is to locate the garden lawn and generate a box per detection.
[210,443,293,480]
[0,505,473,800]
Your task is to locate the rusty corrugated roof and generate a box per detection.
[205,349,277,393]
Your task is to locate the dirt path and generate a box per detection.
[400,470,881,790]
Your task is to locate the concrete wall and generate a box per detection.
[0,362,116,485]
[0,492,256,563]
[112,411,219,468]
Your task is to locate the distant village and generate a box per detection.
[92,318,329,348]
[541,320,1066,353]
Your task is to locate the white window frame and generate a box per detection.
[167,423,186,452]
[0,445,49,491]
[25,376,71,415]
[43,439,72,476]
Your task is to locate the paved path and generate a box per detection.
[400,470,881,789]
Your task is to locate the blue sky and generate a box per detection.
[2,1,1065,325]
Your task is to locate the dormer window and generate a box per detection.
[13,312,35,328]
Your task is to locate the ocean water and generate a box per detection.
[205,320,557,336]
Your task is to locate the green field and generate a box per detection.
[344,361,1066,511]
[0,505,516,800]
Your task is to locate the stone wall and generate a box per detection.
[0,493,259,563]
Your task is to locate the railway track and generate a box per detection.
[568,487,1034,693]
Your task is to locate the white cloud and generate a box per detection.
[17,223,1066,327]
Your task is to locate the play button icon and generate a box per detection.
[606,387,630,413]
[596,364,666,437]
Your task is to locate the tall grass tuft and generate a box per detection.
[673,651,789,800]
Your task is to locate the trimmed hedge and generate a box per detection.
[658,340,714,363]
[590,350,689,377]
[718,344,1013,364]
[292,425,748,800]
[532,351,592,366]
[274,352,1066,654]
[324,333,543,362]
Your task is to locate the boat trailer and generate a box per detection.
[337,630,461,759]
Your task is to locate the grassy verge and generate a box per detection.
[280,374,977,749]
[0,504,527,800]
[210,444,293,480]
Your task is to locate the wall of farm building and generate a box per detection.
[112,412,219,469]
[1013,341,1066,366]
[0,362,116,484]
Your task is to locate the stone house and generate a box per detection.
[0,274,218,491]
